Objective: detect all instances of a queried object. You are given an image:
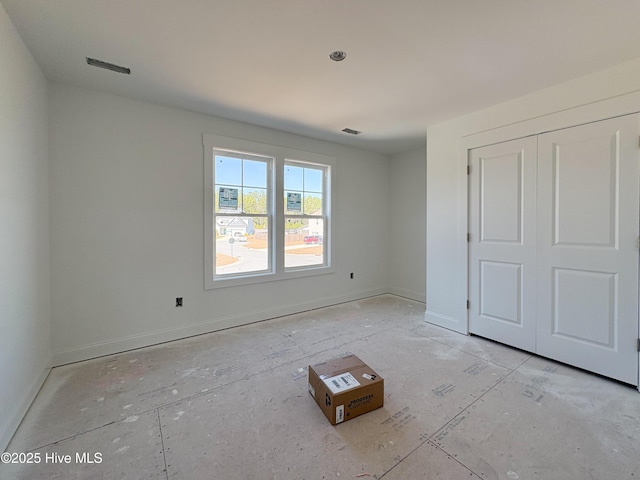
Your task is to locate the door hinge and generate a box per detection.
[637,338,640,352]
[467,233,471,243]
[467,165,471,175]
[466,300,470,310]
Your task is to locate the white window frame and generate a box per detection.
[204,133,335,289]
[284,159,329,271]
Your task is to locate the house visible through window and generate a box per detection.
[203,134,335,289]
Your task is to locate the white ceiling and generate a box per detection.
[4,0,640,155]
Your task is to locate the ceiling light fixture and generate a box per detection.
[86,57,131,75]
[342,128,361,135]
[329,51,347,62]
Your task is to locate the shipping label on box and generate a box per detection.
[308,354,384,425]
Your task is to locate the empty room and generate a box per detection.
[2,1,640,479]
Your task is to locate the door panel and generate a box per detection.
[469,137,537,352]
[480,153,523,243]
[552,135,617,247]
[537,115,639,385]
[479,261,522,324]
[552,268,616,348]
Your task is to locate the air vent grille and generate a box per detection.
[86,57,131,75]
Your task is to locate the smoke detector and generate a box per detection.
[329,51,347,62]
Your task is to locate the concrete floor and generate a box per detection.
[3,294,640,479]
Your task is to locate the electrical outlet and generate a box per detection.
[350,273,354,279]
[176,297,183,307]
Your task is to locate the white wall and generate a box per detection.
[48,83,391,364]
[388,146,426,302]
[426,57,640,333]
[0,4,51,451]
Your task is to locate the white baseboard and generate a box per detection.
[52,288,388,366]
[0,362,51,452]
[424,309,468,335]
[387,287,426,303]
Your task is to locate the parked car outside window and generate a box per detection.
[303,235,322,244]
[232,232,247,242]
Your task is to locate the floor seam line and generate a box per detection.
[157,409,169,480]
[411,329,532,371]
[378,438,483,480]
[418,363,530,478]
[429,441,483,478]
[18,420,118,453]
[428,366,520,443]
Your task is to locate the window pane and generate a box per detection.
[243,160,267,188]
[216,217,269,275]
[215,155,242,185]
[304,193,322,215]
[243,187,267,214]
[304,167,323,193]
[285,217,324,268]
[284,165,303,190]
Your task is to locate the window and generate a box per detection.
[284,161,327,269]
[204,134,334,289]
[213,150,271,277]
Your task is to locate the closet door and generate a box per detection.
[468,137,538,352]
[537,115,639,385]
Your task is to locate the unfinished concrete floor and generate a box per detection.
[3,294,640,479]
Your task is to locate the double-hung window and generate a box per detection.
[204,134,334,289]
[212,149,271,276]
[284,161,327,269]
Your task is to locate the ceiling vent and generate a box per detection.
[86,57,131,75]
[342,128,361,135]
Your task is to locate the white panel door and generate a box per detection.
[469,137,538,352]
[537,115,640,385]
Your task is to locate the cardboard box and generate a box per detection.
[308,354,384,425]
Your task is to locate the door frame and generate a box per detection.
[457,101,640,390]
